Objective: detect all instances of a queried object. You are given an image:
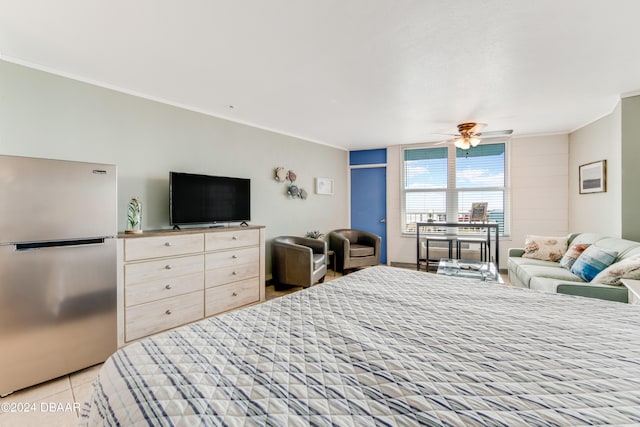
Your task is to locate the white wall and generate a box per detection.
[568,102,622,237]
[0,60,350,276]
[509,134,569,252]
[386,146,406,264]
[386,134,570,269]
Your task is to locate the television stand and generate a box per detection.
[172,224,181,231]
[240,221,249,227]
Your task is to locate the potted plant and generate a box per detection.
[305,230,324,240]
[126,198,143,234]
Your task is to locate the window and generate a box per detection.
[402,142,509,235]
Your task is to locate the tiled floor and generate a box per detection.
[0,363,101,426]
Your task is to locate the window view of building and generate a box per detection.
[402,142,508,235]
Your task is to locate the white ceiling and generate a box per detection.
[2,0,640,150]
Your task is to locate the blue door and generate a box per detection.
[350,150,387,264]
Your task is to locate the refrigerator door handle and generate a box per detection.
[15,238,107,251]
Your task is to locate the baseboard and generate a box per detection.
[390,262,418,270]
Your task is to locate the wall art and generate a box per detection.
[579,160,606,194]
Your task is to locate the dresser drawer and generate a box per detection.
[124,233,204,261]
[206,263,259,288]
[125,254,204,285]
[205,278,259,317]
[205,247,259,269]
[126,272,204,307]
[125,290,203,342]
[205,229,259,251]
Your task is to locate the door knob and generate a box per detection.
[379,219,387,223]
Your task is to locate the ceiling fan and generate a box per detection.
[438,122,513,150]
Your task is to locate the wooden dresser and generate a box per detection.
[116,226,265,347]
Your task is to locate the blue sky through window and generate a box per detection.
[404,144,506,214]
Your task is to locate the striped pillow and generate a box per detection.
[559,243,590,270]
[570,246,618,282]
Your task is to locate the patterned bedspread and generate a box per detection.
[81,266,640,426]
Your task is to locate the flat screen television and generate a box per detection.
[170,172,250,226]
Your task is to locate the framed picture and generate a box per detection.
[579,160,607,194]
[470,202,488,222]
[315,178,334,195]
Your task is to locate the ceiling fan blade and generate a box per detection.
[433,138,456,145]
[468,123,487,133]
[478,129,513,137]
[431,134,459,139]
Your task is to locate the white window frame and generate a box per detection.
[401,140,511,237]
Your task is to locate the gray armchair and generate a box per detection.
[328,229,381,273]
[272,236,327,288]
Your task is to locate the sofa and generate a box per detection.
[508,233,640,303]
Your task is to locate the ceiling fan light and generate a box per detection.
[454,137,470,150]
[469,137,480,147]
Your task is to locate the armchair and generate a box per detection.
[328,229,381,273]
[272,236,327,288]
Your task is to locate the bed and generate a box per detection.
[81,266,640,426]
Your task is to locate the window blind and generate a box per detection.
[402,142,509,235]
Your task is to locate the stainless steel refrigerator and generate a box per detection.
[0,155,117,396]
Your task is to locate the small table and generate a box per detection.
[456,237,488,261]
[622,278,640,304]
[422,235,456,271]
[416,222,500,270]
[437,258,504,284]
[327,249,337,276]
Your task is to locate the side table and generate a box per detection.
[622,278,640,305]
[456,236,488,262]
[327,249,337,276]
[418,236,455,271]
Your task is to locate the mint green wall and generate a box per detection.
[0,60,349,275]
[622,95,640,241]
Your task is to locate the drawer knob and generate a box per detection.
[232,292,238,297]
[165,284,172,290]
[232,236,238,240]
[165,242,172,247]
[232,255,238,259]
[165,265,172,270]
[232,271,237,275]
[165,309,172,315]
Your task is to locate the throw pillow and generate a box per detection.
[559,243,591,270]
[592,255,640,285]
[522,235,568,262]
[570,246,618,282]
